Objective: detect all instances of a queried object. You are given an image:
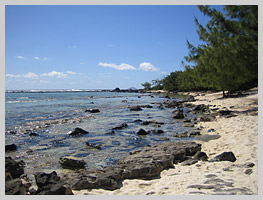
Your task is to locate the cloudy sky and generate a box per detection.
[5,5,219,90]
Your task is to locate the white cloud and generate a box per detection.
[17,56,24,59]
[98,62,137,70]
[139,62,159,72]
[80,62,85,65]
[23,72,38,79]
[34,57,40,60]
[66,71,77,75]
[6,72,38,79]
[42,57,48,61]
[40,71,68,78]
[160,71,167,74]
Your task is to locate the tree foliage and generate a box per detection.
[157,5,258,97]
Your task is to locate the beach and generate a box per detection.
[73,88,258,195]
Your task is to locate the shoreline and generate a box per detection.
[73,87,258,195]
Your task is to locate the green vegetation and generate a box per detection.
[143,5,258,97]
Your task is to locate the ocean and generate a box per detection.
[5,90,195,175]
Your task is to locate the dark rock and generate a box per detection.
[137,128,148,135]
[134,119,143,123]
[172,109,184,119]
[5,144,17,152]
[34,171,73,195]
[5,157,24,180]
[59,156,86,169]
[193,151,208,161]
[164,100,182,108]
[29,132,39,136]
[122,100,127,102]
[67,127,89,136]
[112,87,121,92]
[183,119,191,123]
[86,142,101,150]
[209,151,236,162]
[105,130,115,135]
[112,123,128,130]
[9,131,18,135]
[208,128,215,132]
[193,104,209,112]
[129,106,142,111]
[63,141,201,191]
[200,114,215,122]
[244,169,253,175]
[147,130,164,134]
[5,178,26,195]
[85,108,100,113]
[141,121,151,125]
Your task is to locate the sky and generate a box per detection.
[5,5,221,90]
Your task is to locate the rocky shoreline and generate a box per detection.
[5,88,258,195]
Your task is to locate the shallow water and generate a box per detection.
[5,91,196,175]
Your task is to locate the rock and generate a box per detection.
[112,87,121,92]
[244,168,253,175]
[59,156,86,169]
[5,178,26,195]
[85,108,100,113]
[209,151,237,162]
[200,114,215,122]
[67,127,89,136]
[112,123,128,130]
[5,157,24,180]
[29,132,39,136]
[193,104,209,112]
[208,128,215,132]
[173,109,184,119]
[137,128,148,135]
[134,119,143,123]
[63,141,201,191]
[181,158,198,166]
[164,100,182,108]
[147,130,164,134]
[129,106,142,111]
[86,142,101,150]
[34,171,73,195]
[193,151,208,161]
[5,144,17,152]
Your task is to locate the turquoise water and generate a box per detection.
[5,91,195,175]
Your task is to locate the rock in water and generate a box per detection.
[5,178,26,195]
[59,156,86,169]
[112,123,128,130]
[137,128,148,135]
[129,106,142,111]
[85,108,100,113]
[67,127,89,136]
[209,151,236,162]
[173,109,184,119]
[5,144,17,152]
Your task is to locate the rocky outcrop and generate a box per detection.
[34,171,73,195]
[59,156,86,169]
[137,128,148,135]
[63,141,201,191]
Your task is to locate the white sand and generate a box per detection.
[73,88,258,195]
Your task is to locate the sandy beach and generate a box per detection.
[73,88,258,195]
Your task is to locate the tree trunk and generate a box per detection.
[222,90,226,98]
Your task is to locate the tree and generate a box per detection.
[186,5,258,97]
[141,82,151,90]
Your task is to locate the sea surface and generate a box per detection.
[5,90,196,175]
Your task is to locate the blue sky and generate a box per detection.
[5,5,220,90]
